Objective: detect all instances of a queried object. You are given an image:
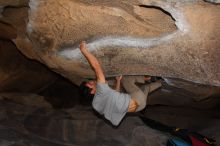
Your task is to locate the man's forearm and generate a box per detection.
[115,75,122,92]
[81,49,101,72]
[80,41,105,83]
[115,80,121,92]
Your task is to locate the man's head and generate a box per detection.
[85,80,97,94]
[79,80,96,102]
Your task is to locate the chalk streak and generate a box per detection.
[59,32,178,59]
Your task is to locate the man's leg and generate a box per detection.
[143,81,162,96]
[122,76,147,112]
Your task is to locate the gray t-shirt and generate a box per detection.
[92,82,131,126]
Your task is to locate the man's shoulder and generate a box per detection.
[96,82,110,94]
[96,82,109,87]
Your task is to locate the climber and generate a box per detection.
[79,41,162,126]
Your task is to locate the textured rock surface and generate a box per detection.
[144,106,220,145]
[0,99,219,146]
[0,21,16,39]
[11,0,220,86]
[0,93,52,108]
[0,1,219,145]
[0,100,169,146]
[0,5,66,93]
[0,6,39,59]
[146,79,220,108]
[205,0,220,3]
[0,0,29,7]
[0,39,58,92]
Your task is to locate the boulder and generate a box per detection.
[12,0,220,87]
[0,39,58,93]
[0,93,52,108]
[0,0,29,7]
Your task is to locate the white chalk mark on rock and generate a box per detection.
[59,32,178,59]
[59,1,191,60]
[139,0,190,33]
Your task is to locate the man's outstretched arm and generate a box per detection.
[115,75,122,92]
[79,41,105,83]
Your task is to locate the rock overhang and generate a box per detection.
[6,0,220,86]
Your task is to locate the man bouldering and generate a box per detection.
[79,41,162,126]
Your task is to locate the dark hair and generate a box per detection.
[79,81,94,105]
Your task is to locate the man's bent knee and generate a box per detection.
[128,99,138,112]
[127,98,147,112]
[135,101,146,112]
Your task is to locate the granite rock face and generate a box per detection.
[0,6,60,93]
[2,0,220,86]
[205,0,220,3]
[0,0,29,7]
[0,98,219,146]
[0,39,59,93]
[0,93,52,108]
